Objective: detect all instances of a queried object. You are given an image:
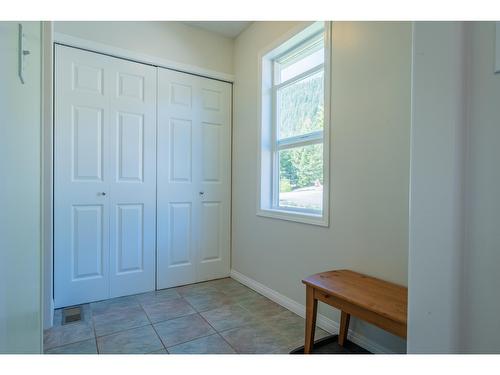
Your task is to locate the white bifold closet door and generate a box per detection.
[157,68,231,289]
[54,45,157,307]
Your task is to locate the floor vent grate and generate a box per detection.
[62,306,83,325]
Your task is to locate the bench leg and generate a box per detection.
[338,311,350,346]
[304,286,318,354]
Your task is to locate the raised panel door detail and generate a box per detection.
[170,119,192,182]
[169,203,192,266]
[56,45,157,307]
[117,112,144,182]
[202,88,220,111]
[72,106,104,181]
[118,72,144,101]
[200,202,221,262]
[115,204,144,274]
[170,83,192,107]
[72,205,104,280]
[72,63,103,94]
[157,67,230,289]
[201,122,221,182]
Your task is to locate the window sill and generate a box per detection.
[257,208,329,227]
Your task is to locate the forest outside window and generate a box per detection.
[258,22,330,226]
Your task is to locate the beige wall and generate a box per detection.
[232,21,411,353]
[0,21,42,353]
[54,21,234,76]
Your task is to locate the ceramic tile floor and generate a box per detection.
[44,278,329,354]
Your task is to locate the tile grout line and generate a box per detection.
[49,279,291,354]
[47,285,207,353]
[90,306,100,354]
[44,305,97,353]
[179,291,240,353]
[94,321,152,339]
[194,305,240,353]
[204,287,301,353]
[216,296,296,353]
[146,290,224,352]
[91,298,160,353]
[44,336,95,353]
[137,295,170,354]
[187,281,294,353]
[91,297,167,340]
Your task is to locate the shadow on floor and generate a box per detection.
[290,334,371,354]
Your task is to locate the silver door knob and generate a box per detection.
[100,192,106,196]
[199,192,204,196]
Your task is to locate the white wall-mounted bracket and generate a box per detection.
[18,23,31,84]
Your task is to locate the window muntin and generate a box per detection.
[272,33,326,215]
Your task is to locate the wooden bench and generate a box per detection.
[302,270,407,353]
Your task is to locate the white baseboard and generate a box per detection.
[230,269,395,354]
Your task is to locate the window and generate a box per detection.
[258,22,330,226]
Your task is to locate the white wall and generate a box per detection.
[0,21,42,353]
[54,21,234,76]
[408,21,500,354]
[461,21,500,353]
[407,22,467,353]
[232,21,411,353]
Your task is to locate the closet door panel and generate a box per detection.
[108,58,157,298]
[157,69,199,288]
[196,77,231,282]
[54,45,111,308]
[55,45,156,306]
[157,68,231,288]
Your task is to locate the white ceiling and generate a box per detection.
[183,21,252,39]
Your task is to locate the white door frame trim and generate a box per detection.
[53,32,235,84]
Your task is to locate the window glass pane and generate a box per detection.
[278,70,324,140]
[279,143,323,212]
[280,47,324,82]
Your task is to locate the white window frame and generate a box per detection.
[257,22,331,227]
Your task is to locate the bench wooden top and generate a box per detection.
[302,270,407,326]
